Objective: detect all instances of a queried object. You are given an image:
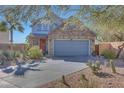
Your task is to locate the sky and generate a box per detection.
[12,5,81,43]
[13,24,31,43]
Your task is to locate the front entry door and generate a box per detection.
[40,39,46,51]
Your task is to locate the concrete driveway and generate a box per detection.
[51,56,95,62]
[0,58,87,88]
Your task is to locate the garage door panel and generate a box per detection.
[54,40,90,56]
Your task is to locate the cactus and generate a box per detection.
[109,59,116,73]
[87,60,101,74]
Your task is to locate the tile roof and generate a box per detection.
[49,29,95,37]
[49,17,96,37]
[28,33,48,38]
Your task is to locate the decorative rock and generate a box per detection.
[108,82,112,85]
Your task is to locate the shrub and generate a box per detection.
[101,49,116,59]
[1,50,12,60]
[21,50,29,59]
[87,60,101,74]
[0,50,25,66]
[0,50,13,65]
[28,46,43,59]
[15,51,22,58]
[0,50,22,59]
[25,44,31,51]
[2,51,10,58]
[0,53,7,65]
[11,51,22,58]
[101,49,117,73]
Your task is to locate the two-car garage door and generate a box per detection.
[54,40,90,56]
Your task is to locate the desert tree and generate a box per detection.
[0,15,24,50]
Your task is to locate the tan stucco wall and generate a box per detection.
[0,32,10,43]
[98,42,124,58]
[48,35,95,56]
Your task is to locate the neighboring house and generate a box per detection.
[0,32,10,43]
[28,17,96,57]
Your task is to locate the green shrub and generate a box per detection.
[102,49,117,73]
[87,60,101,74]
[1,50,12,60]
[25,44,31,51]
[28,46,43,59]
[11,51,22,58]
[15,51,22,57]
[2,51,10,58]
[21,50,28,59]
[0,50,24,66]
[1,50,22,59]
[0,53,7,65]
[101,49,116,59]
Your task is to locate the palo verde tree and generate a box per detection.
[0,21,8,32]
[88,6,124,41]
[1,5,124,42]
[1,5,124,59]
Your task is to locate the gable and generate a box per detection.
[48,17,96,37]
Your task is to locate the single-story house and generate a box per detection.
[28,18,96,57]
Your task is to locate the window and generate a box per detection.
[32,24,50,33]
[42,24,48,30]
[33,40,39,46]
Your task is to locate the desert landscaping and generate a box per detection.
[41,60,124,88]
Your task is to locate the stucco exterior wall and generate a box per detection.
[48,34,95,56]
[0,32,10,43]
[98,42,124,58]
[0,43,26,51]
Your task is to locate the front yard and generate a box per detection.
[39,49,124,88]
[0,55,124,88]
[40,62,124,88]
[0,45,124,88]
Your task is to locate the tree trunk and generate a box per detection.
[109,59,116,73]
[116,43,124,58]
[116,49,122,58]
[10,30,13,50]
